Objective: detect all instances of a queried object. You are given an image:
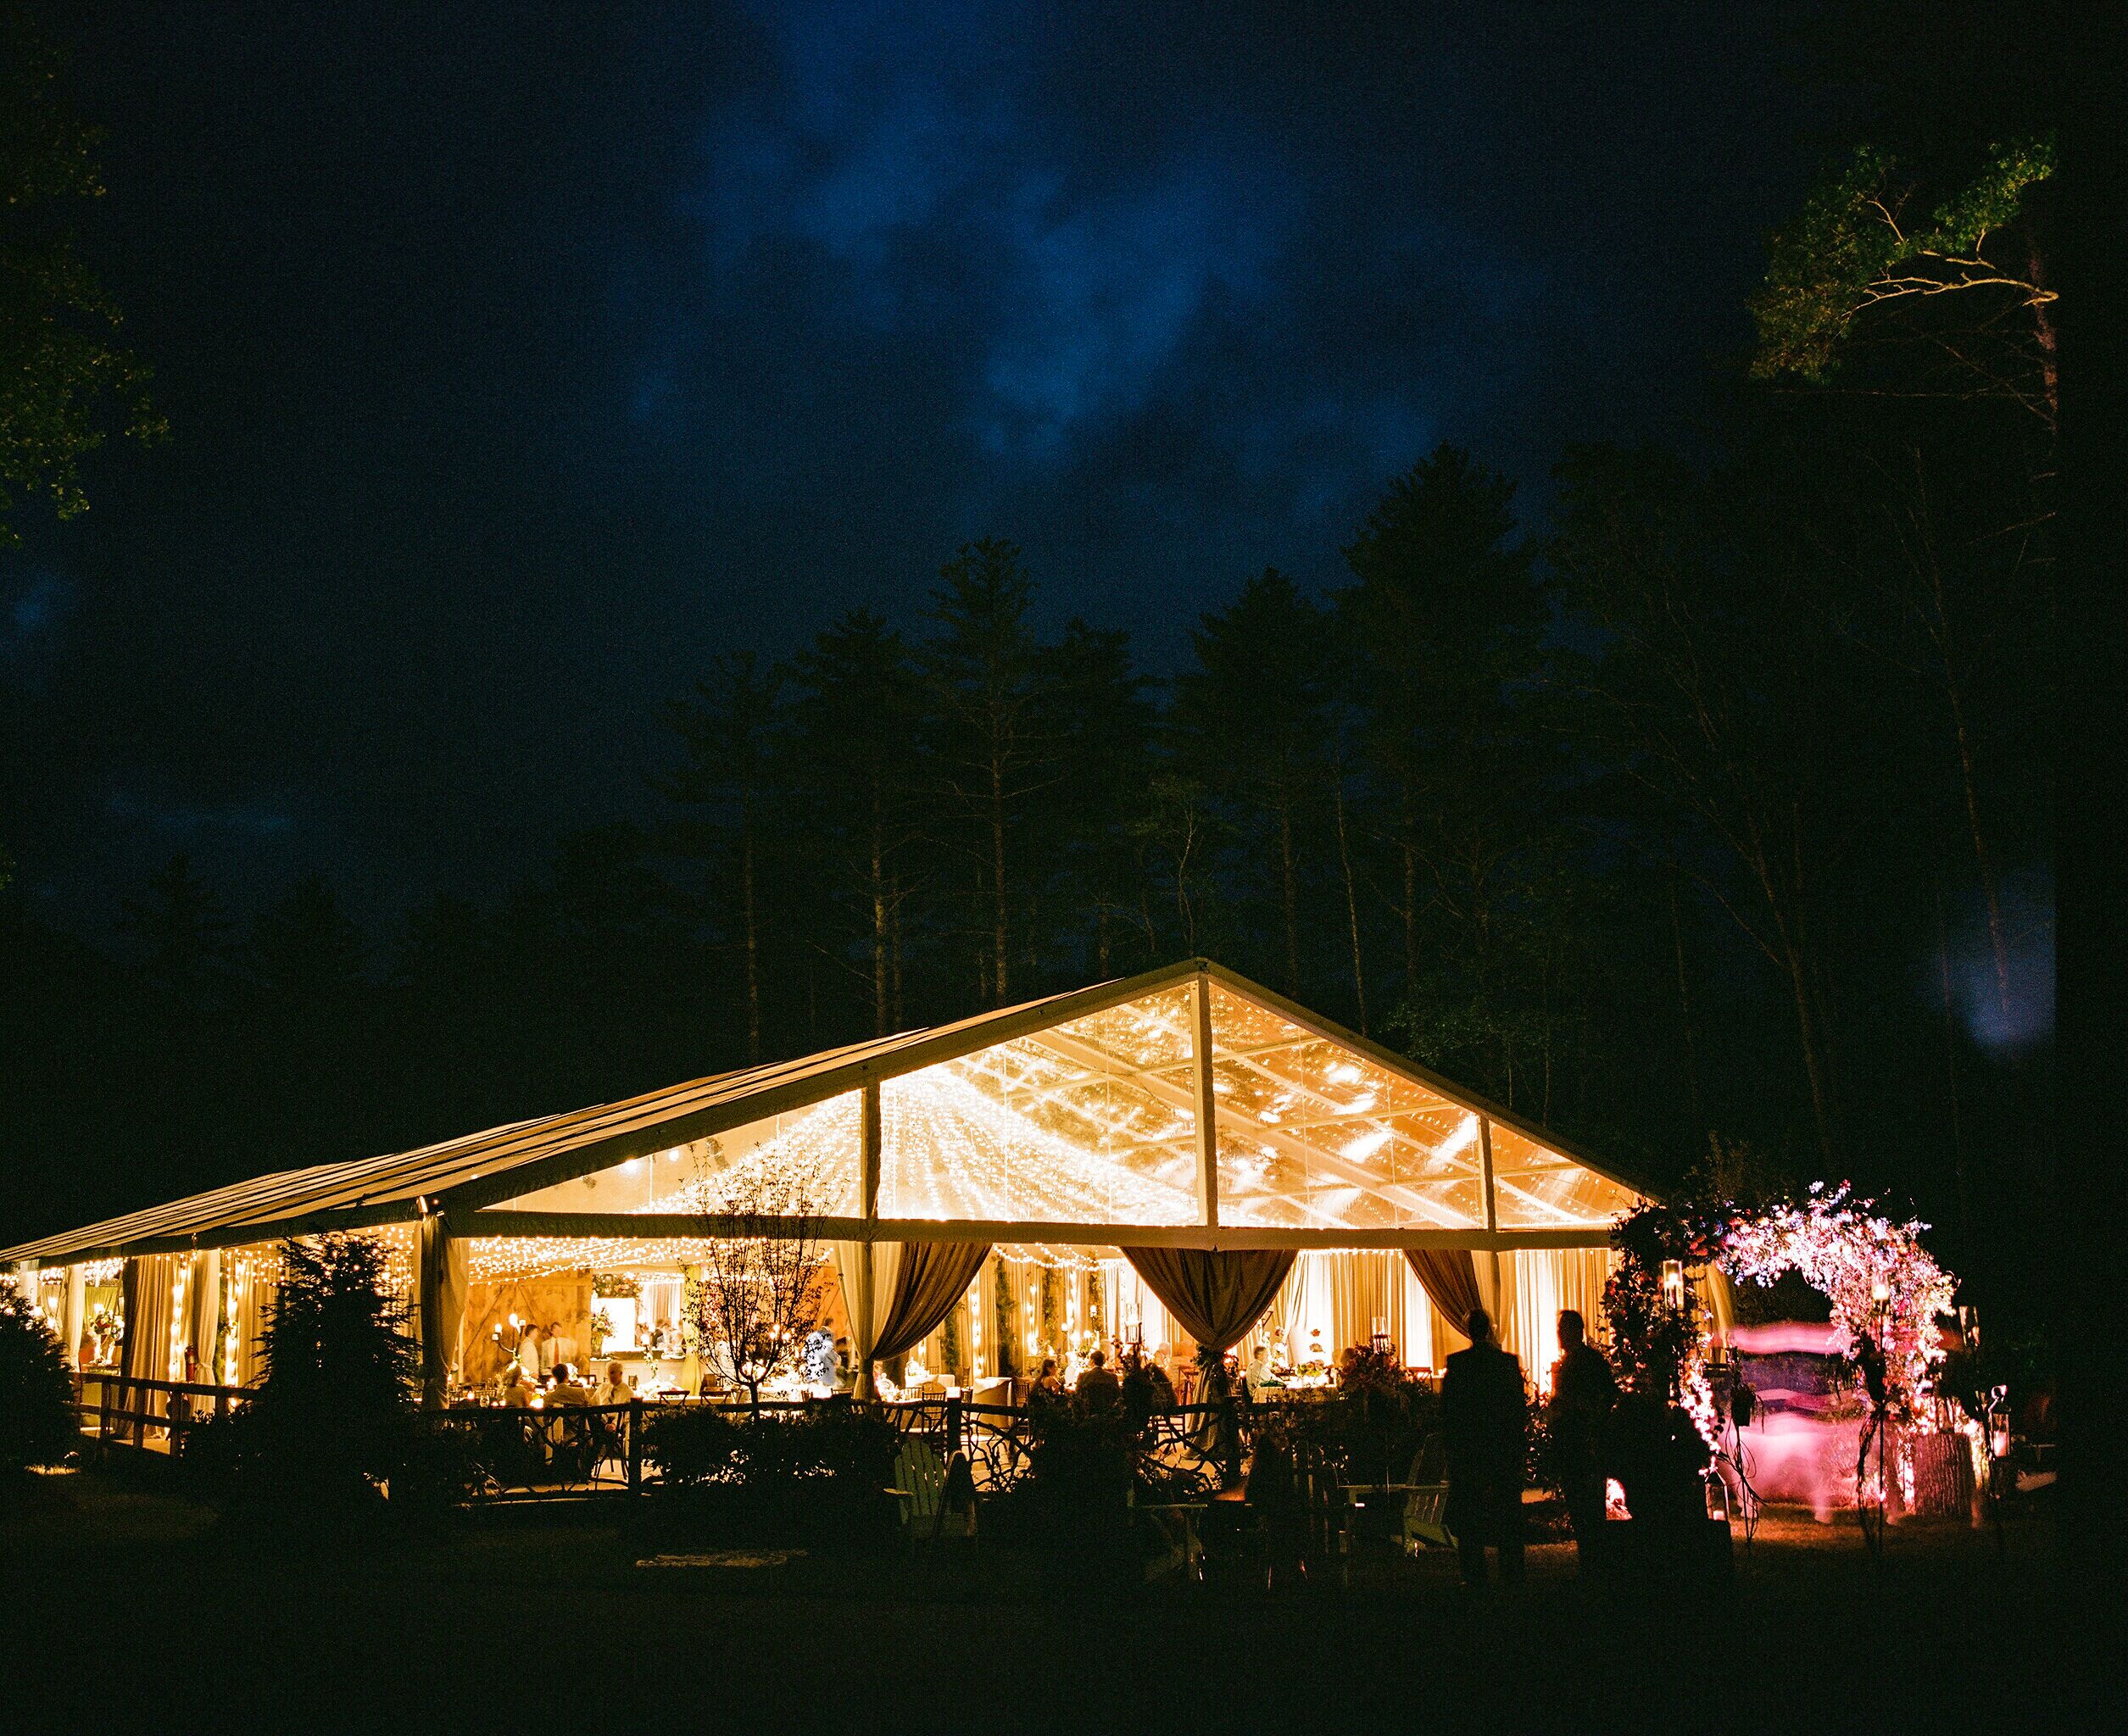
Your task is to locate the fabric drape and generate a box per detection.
[417,1216,470,1407]
[120,1255,177,1439]
[120,1255,176,1383]
[832,1240,894,1396]
[228,1248,279,1388]
[1403,1249,1482,1337]
[1122,1247,1295,1352]
[184,1250,220,1378]
[1331,1249,1433,1365]
[1695,1262,1735,1344]
[63,1265,86,1370]
[1494,1249,1619,1388]
[873,1241,991,1364]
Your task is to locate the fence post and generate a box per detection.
[627,1399,643,1495]
[945,1394,963,1455]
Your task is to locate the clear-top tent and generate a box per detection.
[7,960,1649,1392]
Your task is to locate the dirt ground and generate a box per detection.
[3,1468,2081,1730]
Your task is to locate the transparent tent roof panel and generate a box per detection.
[490,1091,865,1217]
[878,982,1204,1224]
[488,975,1642,1236]
[1205,982,1489,1230]
[1486,1123,1640,1228]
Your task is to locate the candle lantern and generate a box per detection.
[1661,1260,1685,1309]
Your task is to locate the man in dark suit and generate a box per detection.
[1074,1348,1122,1412]
[1441,1307,1528,1586]
[1546,1308,1618,1562]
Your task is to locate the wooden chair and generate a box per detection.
[1401,1438,1454,1552]
[889,1438,946,1544]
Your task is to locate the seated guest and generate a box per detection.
[1144,1356,1178,1407]
[1245,1344,1281,1400]
[1028,1356,1066,1410]
[939,1450,978,1541]
[593,1361,632,1405]
[545,1363,588,1405]
[1075,1349,1122,1411]
[502,1367,533,1407]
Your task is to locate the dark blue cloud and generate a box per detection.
[7,1,1833,927]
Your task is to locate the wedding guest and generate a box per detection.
[1028,1356,1066,1410]
[1075,1349,1122,1411]
[1546,1310,1618,1560]
[1442,1309,1527,1587]
[1144,1356,1178,1407]
[939,1451,978,1542]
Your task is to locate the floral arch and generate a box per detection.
[1602,1182,1964,1500]
[1717,1184,1958,1422]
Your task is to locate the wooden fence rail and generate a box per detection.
[74,1372,253,1457]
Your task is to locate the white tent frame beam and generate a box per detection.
[3,960,1650,1266]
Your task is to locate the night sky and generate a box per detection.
[6,2,1842,932]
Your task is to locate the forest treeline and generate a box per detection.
[2,132,2053,1318]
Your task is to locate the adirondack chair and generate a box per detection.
[889,1438,946,1544]
[1401,1438,1454,1552]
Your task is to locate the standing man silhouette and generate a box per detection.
[1547,1309,1618,1563]
[1442,1307,1528,1586]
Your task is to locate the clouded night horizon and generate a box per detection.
[9,2,1847,925]
[1,5,2077,1721]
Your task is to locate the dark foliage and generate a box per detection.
[0,1290,77,1474]
[1602,1203,1713,1401]
[194,1236,419,1509]
[641,1403,900,1546]
[647,1403,897,1493]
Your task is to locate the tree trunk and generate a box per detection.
[2027,232,2058,426]
[1276,784,1301,998]
[1923,550,2014,1029]
[1332,768,1368,1035]
[1935,887,1972,1244]
[1668,871,1703,1136]
[739,803,762,1065]
[990,752,1010,1005]
[889,877,905,1032]
[870,785,889,1038]
[1742,805,1837,1166]
[1399,788,1419,999]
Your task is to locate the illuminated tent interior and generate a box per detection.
[6,960,1649,1403]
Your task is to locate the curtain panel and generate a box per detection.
[120,1254,178,1437]
[417,1217,471,1407]
[832,1240,991,1395]
[184,1249,220,1379]
[1122,1247,1295,1353]
[1402,1248,1482,1342]
[120,1255,177,1384]
[874,1241,991,1363]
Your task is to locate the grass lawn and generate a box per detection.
[4,1466,2075,1729]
